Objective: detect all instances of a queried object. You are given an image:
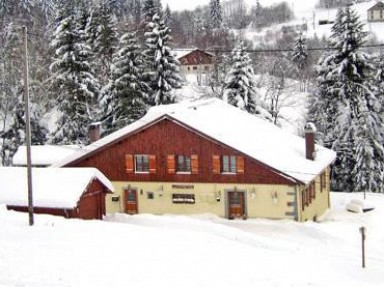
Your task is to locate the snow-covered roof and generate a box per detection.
[173,48,215,60]
[368,2,384,11]
[12,145,83,166]
[53,98,336,184]
[0,167,114,209]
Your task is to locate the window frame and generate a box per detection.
[176,155,192,173]
[135,154,150,173]
[222,155,237,174]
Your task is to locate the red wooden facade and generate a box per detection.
[178,49,214,66]
[67,117,296,186]
[8,179,108,220]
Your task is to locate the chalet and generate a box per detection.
[53,99,336,222]
[0,167,113,219]
[368,2,384,22]
[174,48,215,85]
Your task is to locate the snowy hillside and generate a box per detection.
[246,0,384,42]
[1,192,383,286]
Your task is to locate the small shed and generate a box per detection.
[0,167,114,220]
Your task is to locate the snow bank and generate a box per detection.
[0,192,383,286]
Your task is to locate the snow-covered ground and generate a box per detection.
[0,192,383,286]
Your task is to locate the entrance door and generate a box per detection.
[227,191,245,219]
[125,189,138,214]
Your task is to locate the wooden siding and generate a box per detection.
[7,179,107,220]
[179,50,214,66]
[69,118,295,185]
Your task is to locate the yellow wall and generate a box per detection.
[106,181,301,220]
[298,168,330,222]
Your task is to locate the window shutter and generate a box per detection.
[149,155,157,173]
[237,156,244,174]
[212,155,220,174]
[191,155,198,174]
[125,154,134,173]
[167,154,175,174]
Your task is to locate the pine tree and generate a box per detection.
[210,0,223,29]
[0,96,47,166]
[291,32,309,91]
[144,13,182,106]
[222,41,259,114]
[309,5,384,192]
[103,31,149,135]
[93,0,118,79]
[49,0,100,145]
[164,4,172,26]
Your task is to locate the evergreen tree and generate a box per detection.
[164,4,172,26]
[0,96,47,166]
[309,5,384,192]
[144,13,182,105]
[210,0,223,29]
[291,32,309,91]
[49,0,100,145]
[93,0,118,78]
[103,31,149,135]
[222,41,259,114]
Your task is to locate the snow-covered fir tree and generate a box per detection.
[92,0,118,81]
[49,0,100,145]
[0,96,47,166]
[309,5,384,192]
[291,31,309,91]
[222,41,259,114]
[164,4,171,26]
[210,0,223,29]
[142,0,161,23]
[144,13,182,105]
[103,31,149,135]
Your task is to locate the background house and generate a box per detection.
[0,167,113,219]
[12,145,82,167]
[368,2,384,22]
[174,48,215,86]
[53,99,336,222]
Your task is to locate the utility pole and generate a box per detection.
[22,26,34,226]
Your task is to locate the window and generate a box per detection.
[381,9,383,19]
[147,192,154,199]
[177,155,191,172]
[320,172,326,192]
[212,155,244,174]
[135,155,149,172]
[193,66,198,70]
[222,155,237,173]
[204,66,210,71]
[172,194,195,204]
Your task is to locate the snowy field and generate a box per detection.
[0,192,383,287]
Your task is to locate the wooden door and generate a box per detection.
[125,189,138,214]
[227,191,245,219]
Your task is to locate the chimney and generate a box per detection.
[88,122,101,143]
[304,122,316,161]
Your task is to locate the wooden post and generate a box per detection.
[22,26,34,226]
[359,226,366,268]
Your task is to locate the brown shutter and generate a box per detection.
[212,155,220,174]
[237,156,244,174]
[167,154,175,174]
[191,155,198,174]
[149,155,157,173]
[125,154,134,173]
